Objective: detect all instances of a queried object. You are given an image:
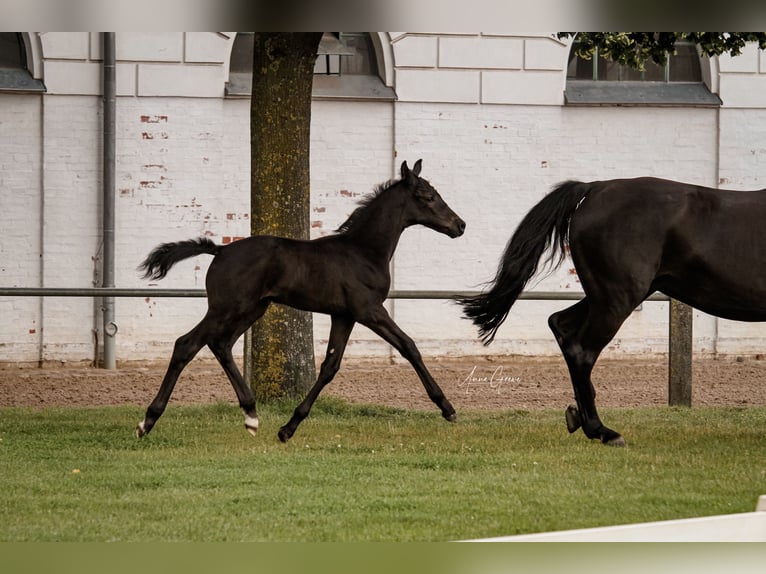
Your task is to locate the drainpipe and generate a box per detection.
[102,32,117,369]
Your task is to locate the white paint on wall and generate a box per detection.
[2,32,766,363]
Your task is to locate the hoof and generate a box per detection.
[243,414,259,438]
[565,405,581,433]
[135,421,147,439]
[604,434,626,448]
[443,412,457,423]
[277,427,292,443]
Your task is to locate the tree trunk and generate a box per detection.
[246,33,321,399]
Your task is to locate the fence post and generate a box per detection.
[668,299,693,406]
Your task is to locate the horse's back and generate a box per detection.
[203,233,389,315]
[570,177,766,320]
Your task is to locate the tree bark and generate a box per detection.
[246,33,321,399]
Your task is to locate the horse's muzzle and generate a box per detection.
[450,218,466,238]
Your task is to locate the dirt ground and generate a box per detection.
[1,355,765,411]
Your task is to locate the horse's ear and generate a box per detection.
[400,160,410,180]
[400,159,421,188]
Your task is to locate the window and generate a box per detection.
[0,33,25,69]
[565,38,719,106]
[226,32,395,101]
[0,33,45,92]
[567,41,702,82]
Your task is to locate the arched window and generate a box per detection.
[226,32,395,101]
[565,38,719,106]
[0,33,45,92]
[0,32,25,68]
[567,40,702,82]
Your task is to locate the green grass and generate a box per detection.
[1,399,764,541]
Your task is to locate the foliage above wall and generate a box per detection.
[559,32,766,70]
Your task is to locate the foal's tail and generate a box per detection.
[139,237,221,281]
[458,180,590,344]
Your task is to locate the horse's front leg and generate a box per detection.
[278,315,355,443]
[360,306,457,422]
[136,321,208,438]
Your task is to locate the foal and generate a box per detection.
[137,159,466,441]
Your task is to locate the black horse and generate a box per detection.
[460,176,766,446]
[137,159,465,442]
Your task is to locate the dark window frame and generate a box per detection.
[226,32,396,102]
[0,33,45,93]
[564,39,720,107]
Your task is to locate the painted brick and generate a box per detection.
[0,94,42,362]
[523,37,569,71]
[116,63,137,96]
[718,43,760,73]
[718,108,766,189]
[5,32,766,363]
[482,70,565,105]
[39,32,90,60]
[719,74,766,108]
[439,36,523,69]
[392,35,437,68]
[185,32,231,64]
[396,69,480,103]
[116,32,183,62]
[43,61,102,95]
[137,64,225,97]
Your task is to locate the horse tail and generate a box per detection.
[139,237,221,281]
[458,180,591,344]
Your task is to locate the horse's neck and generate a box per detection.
[348,188,408,262]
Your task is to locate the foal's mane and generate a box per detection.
[335,177,402,234]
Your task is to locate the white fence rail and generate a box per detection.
[467,495,766,542]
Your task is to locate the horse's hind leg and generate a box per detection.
[278,315,355,442]
[136,315,212,438]
[548,298,628,446]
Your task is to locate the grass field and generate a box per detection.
[1,399,764,541]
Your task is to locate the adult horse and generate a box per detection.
[460,177,766,446]
[136,160,465,442]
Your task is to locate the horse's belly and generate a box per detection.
[658,273,766,322]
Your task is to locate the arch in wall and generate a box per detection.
[0,32,45,91]
[561,34,720,106]
[21,32,44,80]
[369,32,394,87]
[224,32,395,99]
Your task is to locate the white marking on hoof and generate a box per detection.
[244,414,260,437]
[135,421,146,439]
[606,435,626,448]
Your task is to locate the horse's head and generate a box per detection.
[400,159,466,238]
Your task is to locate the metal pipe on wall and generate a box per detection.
[102,32,117,369]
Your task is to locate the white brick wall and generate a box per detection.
[0,94,43,362]
[393,102,721,357]
[3,32,766,364]
[40,96,102,362]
